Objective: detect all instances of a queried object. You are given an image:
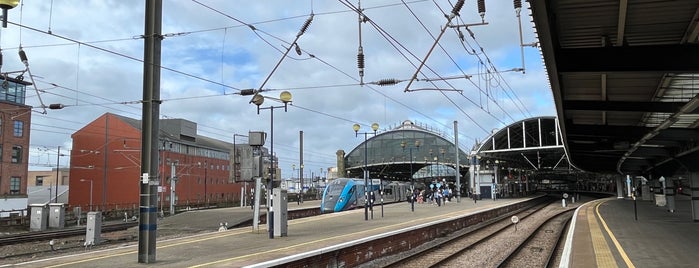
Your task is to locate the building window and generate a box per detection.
[10,177,20,195]
[13,120,23,137]
[11,145,22,163]
[36,176,44,186]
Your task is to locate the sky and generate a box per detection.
[1,0,554,178]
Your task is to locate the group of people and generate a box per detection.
[410,180,454,207]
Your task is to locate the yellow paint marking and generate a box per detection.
[37,200,514,268]
[192,202,510,267]
[587,202,618,268]
[596,201,636,268]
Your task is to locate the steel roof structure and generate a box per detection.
[530,0,699,176]
[344,120,469,181]
[475,116,570,172]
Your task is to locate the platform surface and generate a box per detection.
[565,194,698,268]
[6,197,524,268]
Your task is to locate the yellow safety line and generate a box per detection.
[587,202,618,268]
[596,201,636,268]
[192,202,508,267]
[38,202,499,268]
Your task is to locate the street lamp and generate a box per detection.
[291,164,296,188]
[251,91,292,239]
[0,0,19,28]
[300,164,304,203]
[80,179,93,211]
[401,140,421,212]
[353,122,379,221]
[54,146,67,203]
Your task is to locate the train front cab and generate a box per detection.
[321,178,360,213]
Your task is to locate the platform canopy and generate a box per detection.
[531,0,699,176]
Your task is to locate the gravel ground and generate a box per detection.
[0,221,218,265]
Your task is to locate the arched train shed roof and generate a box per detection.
[474,116,571,173]
[345,120,469,180]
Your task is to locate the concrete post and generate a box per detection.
[626,174,632,198]
[666,178,676,213]
[252,177,262,232]
[616,176,624,198]
[690,172,699,222]
[170,161,177,216]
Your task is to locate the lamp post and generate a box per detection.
[353,122,379,221]
[318,168,325,186]
[54,146,66,203]
[251,91,292,239]
[0,0,19,28]
[203,161,208,207]
[80,179,93,211]
[300,164,304,203]
[401,140,421,212]
[292,164,296,191]
[440,148,446,181]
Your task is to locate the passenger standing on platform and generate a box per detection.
[297,192,301,205]
[443,188,449,203]
[435,189,442,206]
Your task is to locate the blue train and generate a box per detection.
[320,178,411,213]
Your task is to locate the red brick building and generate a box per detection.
[0,77,32,215]
[68,113,261,212]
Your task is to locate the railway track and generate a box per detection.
[496,209,573,267]
[0,222,138,246]
[381,200,575,268]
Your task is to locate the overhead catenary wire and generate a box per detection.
[17,2,541,171]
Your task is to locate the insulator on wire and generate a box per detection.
[357,46,365,77]
[297,14,314,37]
[377,79,399,86]
[478,0,486,21]
[451,0,465,16]
[514,0,522,15]
[18,49,28,65]
[294,43,302,56]
[357,47,365,69]
[48,103,65,110]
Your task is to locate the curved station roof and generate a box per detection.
[344,120,469,181]
[473,116,583,181]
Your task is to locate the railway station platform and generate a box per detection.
[4,197,531,268]
[563,194,698,268]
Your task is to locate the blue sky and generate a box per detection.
[1,0,554,178]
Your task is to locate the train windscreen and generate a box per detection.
[325,183,345,196]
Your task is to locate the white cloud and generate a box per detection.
[3,1,554,176]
